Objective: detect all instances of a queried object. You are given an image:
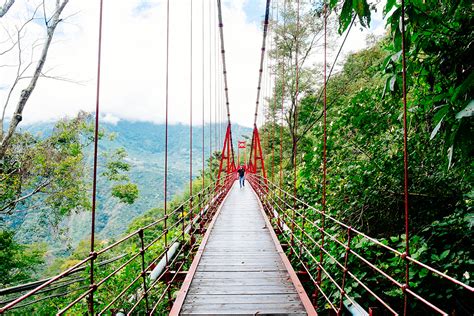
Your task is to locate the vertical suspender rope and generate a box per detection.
[88,0,104,313]
[316,1,328,308]
[189,0,193,231]
[214,1,218,153]
[217,44,221,147]
[279,0,287,192]
[262,51,268,155]
[299,15,355,132]
[401,0,410,313]
[164,0,171,303]
[202,0,205,189]
[290,0,300,250]
[265,26,272,158]
[271,0,278,184]
[209,0,212,174]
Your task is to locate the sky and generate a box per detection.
[0,0,386,129]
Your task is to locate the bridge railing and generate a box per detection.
[0,174,235,315]
[247,173,473,315]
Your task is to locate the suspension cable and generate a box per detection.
[88,0,104,313]
[271,0,279,183]
[316,1,328,308]
[216,0,235,165]
[164,0,171,303]
[279,0,287,191]
[189,0,193,227]
[209,0,213,172]
[253,0,272,127]
[216,0,232,125]
[401,0,410,312]
[299,15,356,134]
[248,0,272,167]
[202,0,205,189]
[214,1,218,152]
[290,0,300,254]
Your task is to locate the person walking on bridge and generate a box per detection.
[238,165,245,188]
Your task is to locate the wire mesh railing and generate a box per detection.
[0,175,235,315]
[248,173,473,316]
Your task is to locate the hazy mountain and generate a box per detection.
[5,120,252,256]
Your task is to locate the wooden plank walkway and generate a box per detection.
[171,181,316,315]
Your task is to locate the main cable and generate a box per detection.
[249,0,272,166]
[253,0,272,127]
[216,0,235,164]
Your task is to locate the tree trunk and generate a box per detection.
[0,0,15,18]
[0,0,69,158]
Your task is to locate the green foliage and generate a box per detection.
[261,2,472,311]
[102,147,139,204]
[2,145,224,314]
[0,113,92,221]
[111,183,139,205]
[331,0,473,164]
[0,230,46,287]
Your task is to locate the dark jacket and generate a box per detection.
[238,167,245,177]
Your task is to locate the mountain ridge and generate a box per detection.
[4,120,252,256]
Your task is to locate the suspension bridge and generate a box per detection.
[0,0,472,315]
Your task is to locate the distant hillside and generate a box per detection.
[5,120,252,256]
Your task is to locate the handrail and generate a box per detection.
[0,174,236,314]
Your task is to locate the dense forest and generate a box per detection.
[255,0,473,313]
[0,121,250,285]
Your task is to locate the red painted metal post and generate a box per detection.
[248,126,268,185]
[337,227,353,315]
[400,0,411,313]
[244,144,247,168]
[138,230,150,313]
[237,146,240,166]
[216,123,234,190]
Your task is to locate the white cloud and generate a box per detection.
[0,0,387,130]
[101,112,120,125]
[0,0,262,128]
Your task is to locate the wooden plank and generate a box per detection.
[192,271,291,280]
[196,266,286,272]
[181,312,307,316]
[187,283,296,291]
[184,294,302,304]
[174,182,312,315]
[190,279,293,287]
[187,286,298,295]
[198,259,282,265]
[181,303,305,313]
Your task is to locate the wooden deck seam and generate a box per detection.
[171,181,317,315]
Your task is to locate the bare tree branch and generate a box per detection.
[0,0,15,18]
[0,0,70,157]
[0,178,52,213]
[1,4,42,138]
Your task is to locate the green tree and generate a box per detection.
[0,113,139,222]
[0,229,46,286]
